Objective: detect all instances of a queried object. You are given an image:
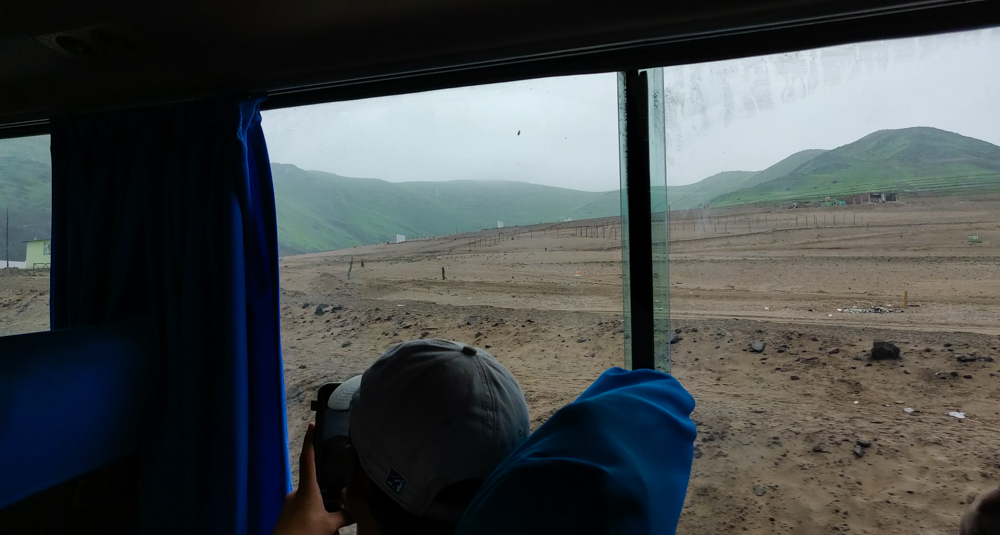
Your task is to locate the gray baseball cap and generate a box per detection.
[344,339,529,521]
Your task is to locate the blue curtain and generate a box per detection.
[50,97,291,535]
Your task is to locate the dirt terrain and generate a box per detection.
[2,196,999,534]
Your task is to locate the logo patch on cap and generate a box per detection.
[385,469,406,494]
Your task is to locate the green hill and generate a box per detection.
[711,128,1000,206]
[3,127,999,259]
[0,136,51,261]
[271,163,618,255]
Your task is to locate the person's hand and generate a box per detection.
[273,423,354,535]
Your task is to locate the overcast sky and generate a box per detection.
[262,26,1000,190]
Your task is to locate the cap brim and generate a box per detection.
[328,374,363,411]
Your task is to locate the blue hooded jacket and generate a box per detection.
[455,367,697,535]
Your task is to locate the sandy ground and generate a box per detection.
[2,195,999,534]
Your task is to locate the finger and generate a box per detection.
[299,423,320,494]
[327,511,352,532]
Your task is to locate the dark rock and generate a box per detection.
[420,331,430,339]
[857,439,872,448]
[951,371,960,377]
[811,336,819,342]
[298,365,306,369]
[577,337,587,343]
[341,340,352,348]
[790,376,800,381]
[828,348,840,355]
[675,328,683,334]
[302,303,310,309]
[924,348,933,353]
[944,342,953,347]
[958,355,979,363]
[691,328,699,333]
[871,341,901,360]
[751,341,766,353]
[466,316,478,326]
[853,445,865,457]
[753,484,767,496]
[670,334,682,344]
[330,304,344,312]
[964,374,973,379]
[812,444,829,453]
[315,304,328,315]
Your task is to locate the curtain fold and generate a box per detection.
[50,97,291,535]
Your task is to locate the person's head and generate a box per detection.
[339,339,530,535]
[960,484,1000,535]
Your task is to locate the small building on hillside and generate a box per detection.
[24,239,51,269]
[497,221,505,229]
[845,192,897,205]
[395,234,406,244]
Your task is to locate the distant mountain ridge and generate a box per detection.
[710,127,1000,206]
[1,127,998,258]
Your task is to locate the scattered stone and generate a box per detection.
[691,328,699,332]
[812,444,829,453]
[950,371,960,377]
[670,334,682,344]
[853,445,865,458]
[871,341,901,360]
[298,364,306,369]
[576,337,587,343]
[828,348,840,355]
[924,348,933,353]
[964,374,973,379]
[330,304,344,312]
[585,352,596,358]
[750,341,766,353]
[341,340,352,348]
[466,316,478,326]
[811,336,819,342]
[944,342,953,347]
[420,331,430,339]
[753,484,767,496]
[302,303,310,309]
[790,376,800,381]
[315,304,328,315]
[857,439,872,448]
[675,328,683,334]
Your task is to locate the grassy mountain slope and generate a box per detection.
[738,149,827,190]
[4,128,999,259]
[711,128,1000,206]
[668,171,759,209]
[568,169,763,217]
[272,163,619,255]
[0,136,51,261]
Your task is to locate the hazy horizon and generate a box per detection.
[262,26,1000,191]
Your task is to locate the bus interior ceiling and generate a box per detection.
[2,0,1000,135]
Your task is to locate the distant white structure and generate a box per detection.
[497,221,505,229]
[563,218,573,222]
[396,234,406,243]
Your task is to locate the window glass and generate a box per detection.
[661,27,1000,534]
[0,135,51,336]
[261,74,626,482]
